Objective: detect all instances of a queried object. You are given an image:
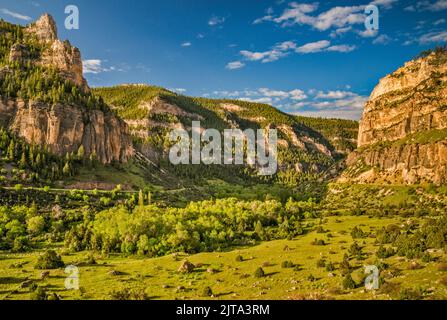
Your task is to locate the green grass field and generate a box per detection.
[2,215,446,300]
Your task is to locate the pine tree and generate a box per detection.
[7,140,15,160]
[19,151,27,169]
[62,162,71,176]
[138,190,144,207]
[77,145,85,160]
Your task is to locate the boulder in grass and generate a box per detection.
[178,260,195,273]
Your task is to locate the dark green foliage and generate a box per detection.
[64,198,311,256]
[316,258,326,268]
[34,250,64,269]
[254,267,265,278]
[281,260,295,268]
[376,246,395,259]
[325,261,335,272]
[342,273,356,290]
[351,226,366,239]
[202,286,213,297]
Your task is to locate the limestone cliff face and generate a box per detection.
[343,49,447,184]
[20,14,88,90]
[0,98,133,164]
[1,14,134,164]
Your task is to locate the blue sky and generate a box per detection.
[1,0,447,119]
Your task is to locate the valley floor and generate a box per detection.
[1,215,446,300]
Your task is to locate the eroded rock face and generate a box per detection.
[358,52,447,148]
[23,14,88,90]
[345,50,447,184]
[0,98,134,164]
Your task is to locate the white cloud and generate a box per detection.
[330,26,353,38]
[205,87,367,120]
[208,16,225,26]
[265,3,366,31]
[83,59,115,74]
[181,42,192,47]
[357,29,379,38]
[406,0,447,12]
[170,88,187,94]
[419,31,447,44]
[292,109,363,120]
[240,97,273,104]
[240,41,296,63]
[372,34,392,45]
[295,40,356,54]
[433,18,446,25]
[296,40,331,53]
[327,44,356,52]
[289,89,307,101]
[370,0,398,9]
[0,8,32,21]
[259,88,290,99]
[429,0,447,10]
[226,61,245,70]
[316,90,356,99]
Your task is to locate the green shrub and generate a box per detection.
[34,250,64,269]
[325,261,335,272]
[316,258,326,268]
[281,260,295,268]
[202,286,213,297]
[342,273,356,290]
[254,267,265,278]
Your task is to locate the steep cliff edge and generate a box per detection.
[0,14,133,164]
[342,47,447,184]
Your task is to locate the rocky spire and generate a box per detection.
[27,13,58,42]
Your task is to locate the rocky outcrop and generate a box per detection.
[0,98,133,164]
[344,49,447,184]
[20,14,88,90]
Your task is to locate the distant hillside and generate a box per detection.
[294,116,358,154]
[94,84,357,186]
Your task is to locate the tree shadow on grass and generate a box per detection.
[215,291,234,298]
[265,271,280,277]
[0,277,26,285]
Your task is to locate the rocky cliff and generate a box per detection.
[343,48,447,184]
[0,98,133,164]
[23,14,89,91]
[0,14,133,164]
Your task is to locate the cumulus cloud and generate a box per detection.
[289,89,307,101]
[296,40,331,53]
[208,15,226,26]
[240,41,297,63]
[170,88,187,94]
[316,90,356,99]
[412,0,447,11]
[296,41,355,54]
[433,18,446,25]
[226,61,245,70]
[205,87,367,120]
[372,34,392,45]
[0,8,32,21]
[83,59,116,74]
[419,31,447,44]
